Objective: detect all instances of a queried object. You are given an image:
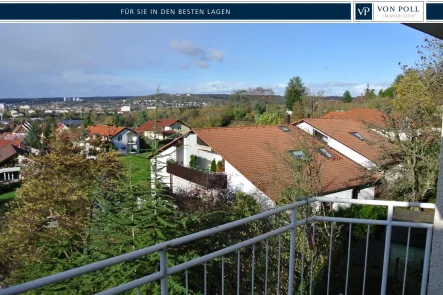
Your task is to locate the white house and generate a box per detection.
[0,144,29,183]
[136,119,191,140]
[294,118,385,169]
[152,125,377,209]
[85,125,140,155]
[121,106,131,113]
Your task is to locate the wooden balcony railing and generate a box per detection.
[166,163,227,189]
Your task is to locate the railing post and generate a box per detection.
[380,205,393,295]
[288,208,297,295]
[160,249,168,295]
[427,112,443,294]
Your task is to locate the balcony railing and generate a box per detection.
[166,163,227,189]
[0,197,435,295]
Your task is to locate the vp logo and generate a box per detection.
[358,7,371,16]
[355,3,373,20]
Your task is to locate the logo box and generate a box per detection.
[355,3,373,20]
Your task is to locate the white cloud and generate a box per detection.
[202,48,226,62]
[170,40,205,56]
[171,40,225,69]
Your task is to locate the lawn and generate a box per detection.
[0,191,16,201]
[121,152,151,186]
[0,191,16,215]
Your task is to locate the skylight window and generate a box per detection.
[350,132,365,141]
[289,150,305,159]
[278,125,291,132]
[319,147,333,159]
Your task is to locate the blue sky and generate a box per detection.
[0,23,427,98]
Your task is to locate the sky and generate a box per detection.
[0,23,428,98]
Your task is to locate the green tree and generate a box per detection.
[189,154,199,169]
[342,90,353,103]
[0,132,124,285]
[255,111,283,125]
[112,113,125,126]
[23,121,40,149]
[284,76,308,111]
[229,89,248,106]
[210,159,216,172]
[136,110,149,127]
[82,113,94,128]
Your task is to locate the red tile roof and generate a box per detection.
[297,118,387,161]
[0,144,26,165]
[0,133,24,149]
[86,125,127,138]
[191,125,374,202]
[323,108,388,128]
[135,119,182,133]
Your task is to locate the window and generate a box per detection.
[319,147,333,159]
[350,132,365,141]
[314,130,328,141]
[289,150,305,159]
[278,125,291,132]
[117,135,123,141]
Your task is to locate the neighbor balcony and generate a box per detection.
[166,163,227,189]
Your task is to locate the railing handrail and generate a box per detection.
[0,197,435,295]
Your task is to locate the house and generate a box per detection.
[322,108,389,128]
[61,120,83,128]
[12,121,31,136]
[154,125,377,209]
[0,133,25,149]
[136,119,191,140]
[294,118,387,169]
[85,125,140,154]
[55,120,83,133]
[0,144,28,183]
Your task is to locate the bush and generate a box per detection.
[210,159,216,172]
[189,155,199,169]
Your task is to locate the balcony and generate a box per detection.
[166,163,227,189]
[0,197,436,295]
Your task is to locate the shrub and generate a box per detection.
[189,154,199,169]
[210,159,216,172]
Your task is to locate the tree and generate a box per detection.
[23,121,40,149]
[136,110,149,127]
[255,111,283,125]
[112,113,125,126]
[82,113,94,128]
[189,154,199,169]
[342,90,353,103]
[377,69,440,203]
[229,89,248,106]
[0,133,124,285]
[210,159,216,172]
[284,76,308,111]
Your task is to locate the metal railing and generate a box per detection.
[0,197,436,295]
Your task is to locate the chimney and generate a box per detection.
[284,110,292,125]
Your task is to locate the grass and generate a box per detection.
[0,191,16,215]
[121,152,151,186]
[0,191,16,201]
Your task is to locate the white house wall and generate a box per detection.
[296,122,375,169]
[224,161,275,209]
[112,129,140,154]
[324,187,375,210]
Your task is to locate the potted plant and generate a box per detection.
[216,160,224,172]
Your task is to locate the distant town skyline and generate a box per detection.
[0,23,427,98]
